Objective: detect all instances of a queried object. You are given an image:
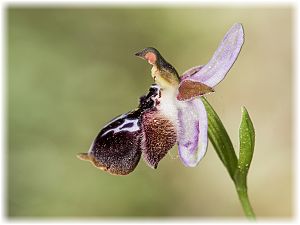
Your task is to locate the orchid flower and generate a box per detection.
[77,23,244,175]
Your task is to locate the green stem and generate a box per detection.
[235,186,255,219]
[234,172,256,219]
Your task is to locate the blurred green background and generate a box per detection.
[7,6,293,218]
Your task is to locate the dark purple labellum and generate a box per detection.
[77,84,176,175]
[87,113,142,175]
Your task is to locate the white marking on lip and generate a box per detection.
[101,118,140,137]
[150,84,159,89]
[102,113,127,129]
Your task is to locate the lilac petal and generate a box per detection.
[183,23,244,87]
[177,98,208,167]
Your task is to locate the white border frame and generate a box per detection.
[1,1,298,225]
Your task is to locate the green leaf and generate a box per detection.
[237,106,255,179]
[201,97,238,180]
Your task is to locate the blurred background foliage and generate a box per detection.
[7,6,292,218]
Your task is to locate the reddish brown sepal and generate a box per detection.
[177,80,214,101]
